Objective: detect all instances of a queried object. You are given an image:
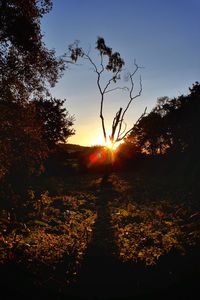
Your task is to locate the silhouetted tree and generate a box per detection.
[69,37,145,150]
[34,98,75,148]
[0,1,74,207]
[126,82,200,158]
[0,0,72,170]
[128,111,166,155]
[0,0,65,99]
[0,99,75,180]
[0,101,48,179]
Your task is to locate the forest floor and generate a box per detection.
[0,170,200,299]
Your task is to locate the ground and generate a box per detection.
[0,169,199,299]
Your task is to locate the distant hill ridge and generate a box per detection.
[57,142,105,154]
[58,143,89,153]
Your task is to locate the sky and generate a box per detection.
[41,0,200,146]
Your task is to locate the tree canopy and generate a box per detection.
[125,82,200,157]
[0,0,74,184]
[0,0,66,101]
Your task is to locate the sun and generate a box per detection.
[90,134,123,151]
[106,139,120,151]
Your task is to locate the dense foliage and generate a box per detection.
[125,82,200,157]
[33,98,75,148]
[110,199,199,265]
[0,0,74,207]
[0,0,64,97]
[0,190,96,288]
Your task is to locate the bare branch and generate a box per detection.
[102,69,121,94]
[82,52,107,141]
[100,94,107,142]
[84,53,99,75]
[119,121,127,137]
[116,107,147,142]
[104,86,128,94]
[69,39,144,146]
[110,108,122,142]
[116,63,142,140]
[100,53,104,74]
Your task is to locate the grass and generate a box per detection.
[0,167,199,299]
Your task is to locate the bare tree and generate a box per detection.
[69,37,146,149]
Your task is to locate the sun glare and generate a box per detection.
[106,139,121,151]
[91,135,122,151]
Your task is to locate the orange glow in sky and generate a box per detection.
[42,1,200,149]
[72,128,123,150]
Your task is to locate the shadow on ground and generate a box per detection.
[1,173,199,300]
[66,174,199,300]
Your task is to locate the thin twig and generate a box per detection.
[104,86,128,94]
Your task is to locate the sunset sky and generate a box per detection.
[41,0,200,146]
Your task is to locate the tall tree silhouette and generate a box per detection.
[0,1,74,206]
[69,37,145,150]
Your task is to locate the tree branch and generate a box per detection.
[116,61,142,140]
[110,108,122,142]
[104,86,128,94]
[69,39,144,146]
[84,53,107,141]
[119,121,127,137]
[116,106,147,142]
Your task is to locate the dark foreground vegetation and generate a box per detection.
[0,1,200,299]
[0,162,199,300]
[1,127,200,299]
